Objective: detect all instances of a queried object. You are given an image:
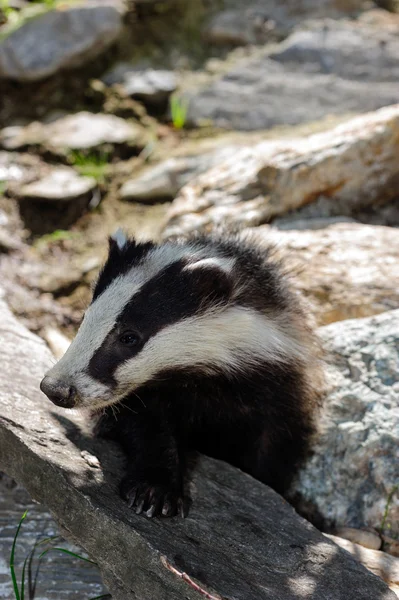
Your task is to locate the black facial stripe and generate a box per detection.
[88,259,232,385]
[93,239,155,301]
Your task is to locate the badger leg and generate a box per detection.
[97,404,185,518]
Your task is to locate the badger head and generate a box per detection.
[40,232,305,410]
[40,232,237,410]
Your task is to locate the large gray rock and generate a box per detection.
[249,223,399,326]
[0,296,395,600]
[18,166,96,202]
[204,0,372,45]
[189,14,399,130]
[13,165,97,234]
[1,112,145,155]
[269,19,399,82]
[292,309,399,539]
[103,64,178,108]
[163,104,399,237]
[120,145,238,202]
[0,2,124,81]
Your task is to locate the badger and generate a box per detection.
[40,230,323,518]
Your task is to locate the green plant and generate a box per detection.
[34,229,78,249]
[170,95,189,130]
[69,151,109,184]
[10,510,110,600]
[380,484,398,534]
[0,0,20,25]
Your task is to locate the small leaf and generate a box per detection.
[39,547,97,565]
[10,510,28,600]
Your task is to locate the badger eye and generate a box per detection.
[119,332,140,346]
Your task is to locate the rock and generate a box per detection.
[189,16,399,130]
[204,0,373,45]
[163,104,399,237]
[120,146,238,202]
[0,150,42,190]
[42,327,71,360]
[14,166,97,234]
[204,6,279,46]
[1,112,145,155]
[0,297,395,600]
[18,167,96,202]
[0,228,23,252]
[250,223,399,326]
[0,2,123,82]
[103,64,177,109]
[383,536,399,558]
[333,527,382,551]
[269,19,399,82]
[291,309,399,539]
[324,534,399,596]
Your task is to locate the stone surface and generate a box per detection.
[269,17,399,82]
[13,165,97,234]
[0,474,108,600]
[0,2,123,81]
[0,150,42,190]
[1,111,145,154]
[189,15,399,130]
[103,65,177,108]
[204,0,373,45]
[18,166,96,202]
[333,527,382,551]
[163,104,399,237]
[120,146,238,202]
[0,297,395,600]
[249,223,399,325]
[324,534,399,596]
[291,309,399,539]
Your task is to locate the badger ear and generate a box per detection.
[109,228,129,252]
[184,257,234,301]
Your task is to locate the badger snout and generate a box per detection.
[40,376,77,408]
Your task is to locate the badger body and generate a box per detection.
[40,231,322,517]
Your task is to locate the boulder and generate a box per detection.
[204,0,373,46]
[324,534,399,596]
[268,18,399,83]
[18,167,96,202]
[249,222,399,325]
[0,150,42,189]
[120,146,238,202]
[291,309,399,539]
[189,14,399,130]
[162,104,399,237]
[0,2,124,82]
[0,112,145,155]
[103,64,178,109]
[14,165,97,234]
[0,297,395,600]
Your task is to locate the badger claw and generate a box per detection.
[120,477,184,518]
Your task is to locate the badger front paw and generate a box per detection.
[120,475,186,518]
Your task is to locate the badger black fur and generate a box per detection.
[40,231,323,518]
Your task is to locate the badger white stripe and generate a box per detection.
[114,306,308,396]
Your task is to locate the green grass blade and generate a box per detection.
[88,595,112,600]
[39,547,97,565]
[10,510,28,600]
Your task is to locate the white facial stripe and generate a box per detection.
[115,306,308,394]
[45,242,218,389]
[183,256,236,273]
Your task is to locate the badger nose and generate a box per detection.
[40,376,77,408]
